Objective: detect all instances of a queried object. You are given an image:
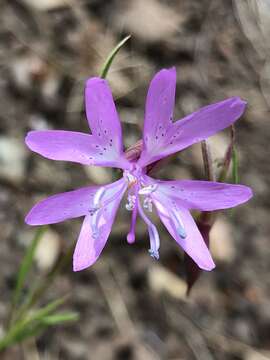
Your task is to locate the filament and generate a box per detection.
[137,199,160,259]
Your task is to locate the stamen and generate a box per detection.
[148,226,160,259]
[177,226,187,239]
[93,187,106,207]
[143,197,153,212]
[137,200,160,259]
[171,204,187,239]
[138,184,158,195]
[125,194,136,211]
[90,210,100,239]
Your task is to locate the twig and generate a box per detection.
[201,140,215,181]
[94,260,161,360]
[166,301,269,359]
[94,261,136,337]
[165,300,215,360]
[218,126,235,182]
[21,339,40,360]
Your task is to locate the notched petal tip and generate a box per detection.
[160,66,176,79]
[151,67,176,85]
[230,96,247,112]
[162,66,176,72]
[169,66,177,77]
[85,76,106,88]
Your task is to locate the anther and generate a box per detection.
[125,194,136,211]
[148,226,160,260]
[137,200,160,260]
[177,226,187,239]
[143,197,153,212]
[171,204,187,239]
[138,184,158,195]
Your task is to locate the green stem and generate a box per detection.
[99,35,131,79]
[8,227,47,327]
[0,296,68,351]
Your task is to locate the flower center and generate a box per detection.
[123,165,155,211]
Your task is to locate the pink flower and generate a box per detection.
[25,68,252,271]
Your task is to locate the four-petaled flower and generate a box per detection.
[25,68,252,271]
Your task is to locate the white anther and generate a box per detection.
[138,184,158,195]
[148,226,160,260]
[125,194,136,211]
[148,249,159,260]
[143,197,153,212]
[177,226,187,239]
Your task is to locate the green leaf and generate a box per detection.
[12,227,47,308]
[26,295,69,323]
[99,35,131,79]
[40,312,79,325]
[0,295,70,351]
[11,245,74,325]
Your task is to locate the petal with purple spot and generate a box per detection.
[85,77,129,169]
[146,177,253,211]
[25,130,130,169]
[139,96,246,167]
[141,68,176,151]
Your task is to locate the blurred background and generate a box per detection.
[0,0,270,359]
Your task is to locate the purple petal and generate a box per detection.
[141,67,176,151]
[85,77,126,158]
[73,180,126,271]
[25,178,126,225]
[139,96,247,167]
[26,130,130,169]
[153,195,215,271]
[149,178,253,211]
[25,186,97,225]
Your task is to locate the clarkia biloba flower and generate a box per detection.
[25,68,252,272]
